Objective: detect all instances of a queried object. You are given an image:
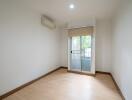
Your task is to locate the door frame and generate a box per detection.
[67,26,96,74]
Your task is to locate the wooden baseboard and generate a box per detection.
[0,67,62,99]
[109,73,125,100]
[96,71,125,100]
[96,71,111,75]
[60,66,68,69]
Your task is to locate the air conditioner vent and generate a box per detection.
[41,15,56,29]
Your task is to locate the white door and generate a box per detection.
[70,35,93,73]
[70,36,81,72]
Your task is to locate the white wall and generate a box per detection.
[111,0,132,99]
[60,29,68,67]
[96,19,112,72]
[60,19,112,72]
[0,0,60,95]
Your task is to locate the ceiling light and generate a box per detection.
[69,4,75,9]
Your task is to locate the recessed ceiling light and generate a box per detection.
[69,4,75,9]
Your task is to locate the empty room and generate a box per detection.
[0,0,132,100]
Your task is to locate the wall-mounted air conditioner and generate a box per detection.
[41,15,56,29]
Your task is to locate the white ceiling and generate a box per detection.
[23,0,121,24]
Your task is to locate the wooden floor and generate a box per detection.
[3,68,122,100]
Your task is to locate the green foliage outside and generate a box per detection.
[72,35,91,49]
[82,36,91,49]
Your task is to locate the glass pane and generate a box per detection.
[72,37,80,50]
[81,36,92,71]
[70,36,81,71]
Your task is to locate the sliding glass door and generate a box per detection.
[70,36,81,71]
[70,35,92,73]
[81,36,91,72]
